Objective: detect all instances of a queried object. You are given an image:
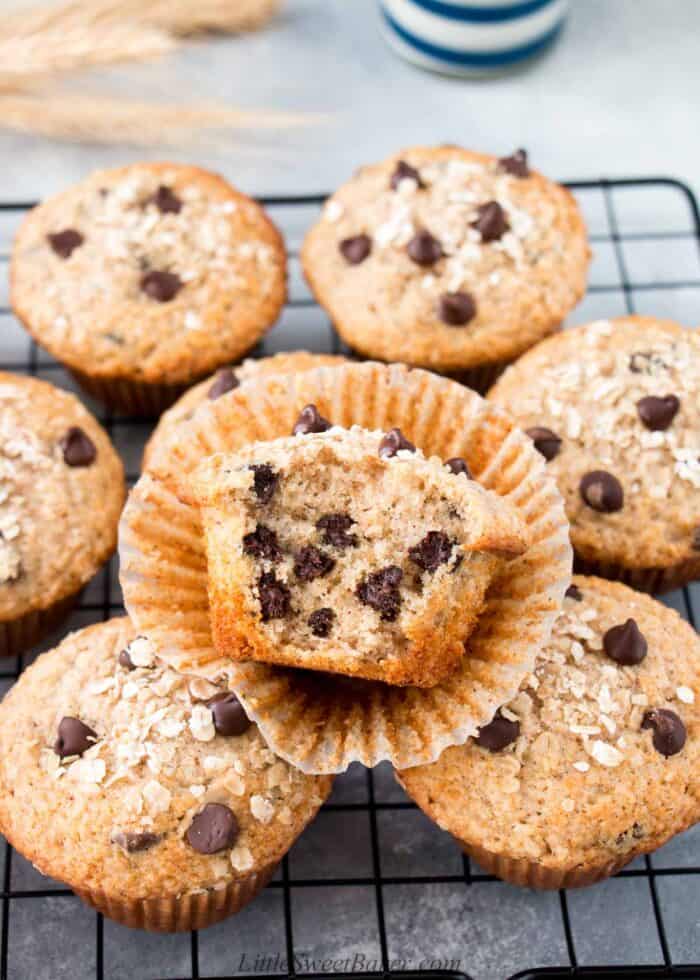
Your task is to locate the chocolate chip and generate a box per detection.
[186,803,239,854]
[294,545,335,582]
[565,584,583,601]
[339,234,371,265]
[243,524,282,562]
[257,571,291,621]
[692,528,700,552]
[54,717,97,758]
[118,648,135,670]
[48,229,84,259]
[407,230,443,266]
[603,618,648,666]
[438,291,476,327]
[207,693,252,736]
[642,708,687,757]
[471,201,509,242]
[292,404,331,436]
[390,160,424,190]
[140,270,182,302]
[498,149,529,178]
[250,464,278,505]
[112,831,161,853]
[636,395,680,431]
[579,470,624,513]
[526,426,562,462]
[317,513,358,549]
[356,565,403,622]
[378,428,416,458]
[151,185,182,214]
[309,607,335,637]
[208,368,239,400]
[59,427,97,467]
[445,457,472,478]
[475,710,520,751]
[409,531,456,573]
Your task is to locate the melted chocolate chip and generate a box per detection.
[409,531,456,573]
[309,607,335,637]
[250,464,279,505]
[565,584,583,602]
[692,528,700,552]
[48,229,84,259]
[317,513,358,549]
[257,572,291,621]
[471,201,509,242]
[208,368,239,400]
[407,230,443,266]
[378,428,416,458]
[444,457,471,478]
[292,404,331,436]
[186,803,239,854]
[390,160,424,190]
[475,710,520,751]
[636,394,680,431]
[642,708,687,757]
[140,269,182,302]
[498,149,529,178]
[112,831,161,853]
[526,426,562,462]
[339,234,372,265]
[438,291,476,327]
[294,545,335,582]
[207,693,252,736]
[54,717,97,758]
[579,470,624,513]
[243,524,282,562]
[59,427,97,467]
[151,184,182,214]
[118,648,135,670]
[603,618,648,666]
[356,566,403,622]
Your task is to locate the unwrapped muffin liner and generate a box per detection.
[120,361,571,774]
[0,590,81,659]
[574,555,700,596]
[75,861,278,932]
[69,368,192,418]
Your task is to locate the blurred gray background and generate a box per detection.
[3,0,699,198]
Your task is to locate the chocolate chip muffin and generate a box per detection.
[189,423,528,687]
[143,351,347,469]
[489,316,700,592]
[301,146,589,390]
[0,372,125,657]
[398,576,700,888]
[10,163,287,415]
[0,618,332,930]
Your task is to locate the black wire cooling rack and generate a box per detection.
[0,177,698,980]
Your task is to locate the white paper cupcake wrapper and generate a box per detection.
[120,362,571,774]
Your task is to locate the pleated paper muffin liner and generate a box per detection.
[120,361,572,774]
[0,590,81,658]
[69,368,192,417]
[75,861,278,932]
[573,554,700,596]
[455,841,633,890]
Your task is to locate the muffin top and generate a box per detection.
[398,576,700,871]
[143,351,347,469]
[0,372,125,622]
[489,316,700,573]
[301,146,589,371]
[10,163,286,385]
[0,618,332,899]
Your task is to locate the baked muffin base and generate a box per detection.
[69,368,192,417]
[461,840,635,890]
[574,554,700,596]
[0,589,81,658]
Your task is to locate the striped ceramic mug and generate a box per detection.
[379,0,569,76]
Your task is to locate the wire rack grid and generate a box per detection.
[0,177,698,980]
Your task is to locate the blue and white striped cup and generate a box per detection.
[379,0,569,76]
